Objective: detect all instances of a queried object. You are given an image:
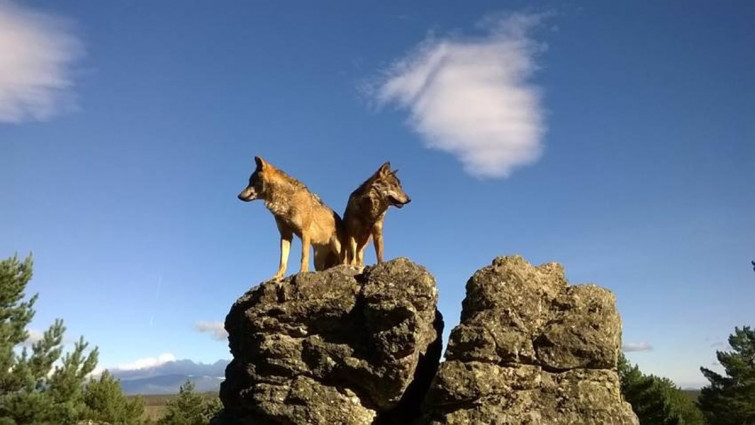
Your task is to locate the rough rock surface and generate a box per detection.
[420,256,638,425]
[214,258,443,425]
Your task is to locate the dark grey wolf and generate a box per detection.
[343,161,410,266]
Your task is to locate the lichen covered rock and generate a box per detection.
[214,258,443,425]
[421,256,637,425]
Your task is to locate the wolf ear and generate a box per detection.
[254,156,268,171]
[378,161,391,176]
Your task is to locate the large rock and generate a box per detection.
[421,256,638,425]
[214,258,443,425]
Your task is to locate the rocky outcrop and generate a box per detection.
[214,258,443,425]
[215,255,638,425]
[420,256,638,424]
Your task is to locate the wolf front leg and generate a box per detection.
[354,232,372,267]
[371,221,384,264]
[273,235,292,281]
[347,235,358,266]
[273,219,293,281]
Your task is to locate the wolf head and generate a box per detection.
[238,156,271,202]
[373,161,411,208]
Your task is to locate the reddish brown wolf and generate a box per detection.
[238,156,344,280]
[343,161,411,267]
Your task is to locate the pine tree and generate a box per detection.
[664,382,707,425]
[82,371,146,425]
[619,353,680,425]
[0,254,145,424]
[157,380,221,425]
[618,353,706,425]
[698,326,755,425]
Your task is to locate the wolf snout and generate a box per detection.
[238,191,254,202]
[238,186,259,201]
[394,197,411,208]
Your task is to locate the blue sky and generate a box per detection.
[1,0,753,387]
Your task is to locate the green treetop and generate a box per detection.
[698,326,755,425]
[0,254,145,425]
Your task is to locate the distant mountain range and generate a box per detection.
[111,358,704,396]
[111,359,229,395]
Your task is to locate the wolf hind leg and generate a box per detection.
[329,236,345,266]
[299,233,311,273]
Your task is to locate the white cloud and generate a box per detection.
[195,321,228,341]
[374,12,547,178]
[21,329,44,347]
[0,0,83,123]
[623,341,653,352]
[113,352,177,371]
[89,366,105,377]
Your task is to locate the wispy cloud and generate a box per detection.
[195,321,228,341]
[623,341,653,352]
[704,336,727,348]
[0,0,83,123]
[373,12,548,178]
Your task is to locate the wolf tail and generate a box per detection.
[323,251,342,269]
[322,210,348,270]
